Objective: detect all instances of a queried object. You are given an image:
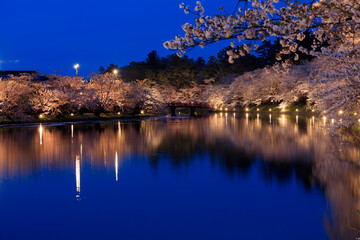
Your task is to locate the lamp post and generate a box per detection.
[74,64,80,76]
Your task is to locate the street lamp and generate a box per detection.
[113,69,118,75]
[74,64,80,76]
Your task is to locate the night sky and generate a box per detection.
[0,0,235,76]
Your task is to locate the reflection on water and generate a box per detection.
[0,114,360,239]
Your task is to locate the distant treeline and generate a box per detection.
[99,32,318,88]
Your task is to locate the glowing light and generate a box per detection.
[331,119,335,124]
[115,151,118,181]
[269,114,272,123]
[323,116,326,125]
[71,124,74,138]
[117,112,121,115]
[140,110,144,114]
[39,124,43,145]
[296,115,298,124]
[246,113,249,124]
[74,64,80,76]
[245,108,249,111]
[225,108,228,111]
[296,109,298,112]
[70,113,74,116]
[39,114,44,119]
[358,119,360,122]
[281,107,285,112]
[339,110,343,115]
[269,109,272,112]
[312,109,315,112]
[354,113,357,116]
[113,69,118,75]
[76,155,81,199]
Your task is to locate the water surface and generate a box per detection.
[0,114,359,240]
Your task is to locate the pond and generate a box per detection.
[0,113,359,240]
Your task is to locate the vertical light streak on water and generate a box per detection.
[296,115,299,124]
[257,114,260,126]
[76,154,81,199]
[118,121,121,137]
[246,113,249,125]
[39,124,43,145]
[115,151,118,182]
[71,125,74,138]
[269,114,272,124]
[312,116,315,127]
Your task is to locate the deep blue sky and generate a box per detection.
[0,0,235,76]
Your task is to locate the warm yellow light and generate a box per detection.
[225,108,228,111]
[245,108,249,111]
[269,109,272,112]
[354,113,357,116]
[39,114,44,119]
[113,69,118,75]
[358,119,360,122]
[257,108,259,111]
[140,110,144,114]
[117,112,121,115]
[312,109,315,112]
[296,109,298,112]
[74,64,79,69]
[339,110,343,115]
[71,113,74,116]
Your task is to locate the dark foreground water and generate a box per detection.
[0,113,360,240]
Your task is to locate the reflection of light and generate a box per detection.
[269,114,272,123]
[282,114,285,125]
[323,116,326,125]
[233,113,236,117]
[71,125,74,138]
[312,116,315,126]
[115,151,118,181]
[220,112,223,117]
[76,155,81,199]
[246,113,249,125]
[331,119,335,124]
[257,114,259,126]
[118,121,121,137]
[296,115,298,124]
[39,124,43,145]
